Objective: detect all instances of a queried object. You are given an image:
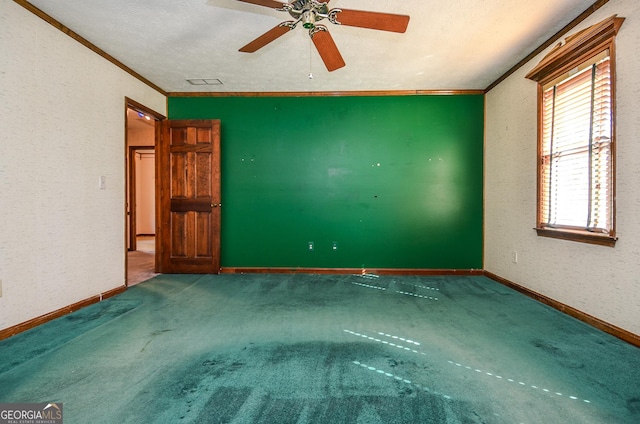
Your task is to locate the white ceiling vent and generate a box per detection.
[186,78,223,85]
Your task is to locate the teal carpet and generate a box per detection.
[1,274,639,423]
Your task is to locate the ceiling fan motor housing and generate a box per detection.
[288,0,331,28]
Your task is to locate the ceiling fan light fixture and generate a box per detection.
[302,10,316,29]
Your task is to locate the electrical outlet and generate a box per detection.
[308,242,314,251]
[332,242,338,250]
[512,251,518,263]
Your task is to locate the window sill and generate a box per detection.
[535,227,617,247]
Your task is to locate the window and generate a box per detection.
[526,15,624,246]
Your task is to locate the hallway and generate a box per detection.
[127,236,158,286]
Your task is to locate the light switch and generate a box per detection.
[99,176,106,190]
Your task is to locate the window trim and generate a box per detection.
[526,15,624,247]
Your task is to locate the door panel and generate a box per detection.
[158,120,221,273]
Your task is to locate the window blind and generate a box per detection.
[540,54,612,233]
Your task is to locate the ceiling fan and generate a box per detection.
[236,0,410,72]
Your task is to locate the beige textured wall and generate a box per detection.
[0,1,166,330]
[127,125,156,147]
[485,0,640,335]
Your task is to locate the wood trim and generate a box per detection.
[14,0,167,96]
[535,227,617,247]
[610,39,618,244]
[0,285,127,341]
[535,82,544,233]
[482,96,487,270]
[485,0,610,92]
[484,271,640,348]
[167,90,485,98]
[221,267,484,276]
[128,145,136,253]
[126,98,166,121]
[526,15,624,82]
[155,123,162,273]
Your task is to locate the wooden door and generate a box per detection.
[157,120,221,273]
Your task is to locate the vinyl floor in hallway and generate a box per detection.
[127,236,158,286]
[1,274,639,423]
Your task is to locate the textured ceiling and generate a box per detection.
[24,0,597,93]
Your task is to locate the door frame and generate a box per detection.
[124,97,165,285]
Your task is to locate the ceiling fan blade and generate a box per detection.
[311,29,345,72]
[239,24,292,52]
[235,0,285,9]
[332,9,410,33]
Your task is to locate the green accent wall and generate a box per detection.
[168,95,484,269]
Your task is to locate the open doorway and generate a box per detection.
[128,145,155,252]
[125,98,164,286]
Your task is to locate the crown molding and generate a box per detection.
[167,90,484,98]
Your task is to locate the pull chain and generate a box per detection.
[308,36,314,79]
